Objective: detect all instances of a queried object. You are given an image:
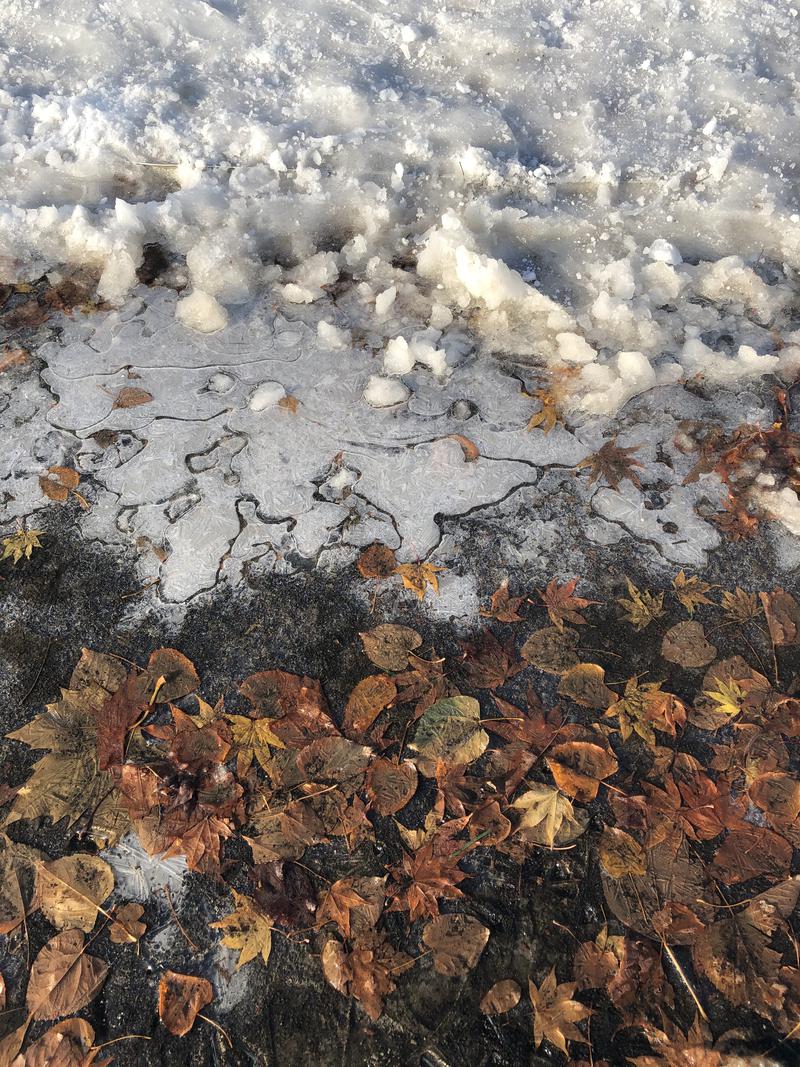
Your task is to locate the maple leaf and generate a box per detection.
[225,713,286,775]
[618,578,665,630]
[211,890,273,967]
[511,784,588,848]
[396,561,445,599]
[672,570,714,616]
[608,678,686,745]
[528,967,592,1054]
[577,437,644,490]
[1,528,44,564]
[526,388,560,434]
[721,587,759,624]
[321,931,412,1020]
[459,628,522,689]
[387,842,467,921]
[480,578,526,623]
[713,492,759,540]
[703,676,746,720]
[538,577,597,631]
[317,878,370,939]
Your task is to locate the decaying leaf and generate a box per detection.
[721,587,759,624]
[360,624,422,672]
[35,854,114,932]
[520,627,580,674]
[226,714,285,775]
[527,388,561,434]
[26,929,109,1021]
[357,543,398,579]
[158,970,213,1037]
[211,890,273,967]
[557,663,617,710]
[1,528,44,564]
[598,826,646,878]
[481,579,526,623]
[480,979,522,1015]
[109,902,147,944]
[366,758,418,816]
[577,437,644,491]
[321,932,411,1020]
[14,1018,98,1067]
[546,732,618,802]
[760,589,800,647]
[343,675,397,737]
[528,967,593,1054]
[422,913,490,976]
[661,621,717,668]
[672,571,714,616]
[39,466,83,506]
[112,386,154,409]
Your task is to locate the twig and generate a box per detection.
[17,637,52,708]
[198,1013,232,1048]
[661,940,708,1022]
[163,886,200,953]
[93,1035,152,1050]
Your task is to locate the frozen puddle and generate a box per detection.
[1,0,800,601]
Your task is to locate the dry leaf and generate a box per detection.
[480,979,521,1015]
[422,913,490,976]
[410,695,489,771]
[343,675,397,737]
[598,826,646,878]
[760,589,800,647]
[528,967,593,1054]
[16,1018,97,1067]
[26,929,109,1021]
[672,571,714,616]
[396,561,445,599]
[35,854,114,932]
[547,736,618,802]
[511,784,588,848]
[158,970,213,1037]
[1,528,44,564]
[520,627,580,673]
[539,577,597,631]
[577,437,644,490]
[360,624,422,671]
[557,663,617,709]
[357,543,398,579]
[211,890,272,967]
[480,579,526,623]
[661,621,717,668]
[447,433,480,462]
[146,647,200,702]
[618,579,665,630]
[112,386,154,409]
[110,902,147,944]
[366,758,418,816]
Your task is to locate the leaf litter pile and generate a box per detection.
[2,549,800,1064]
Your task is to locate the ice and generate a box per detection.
[175,290,228,333]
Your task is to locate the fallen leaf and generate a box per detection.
[709,827,792,884]
[577,437,644,491]
[226,714,285,775]
[26,929,109,1021]
[35,854,114,932]
[721,587,759,624]
[366,757,418,816]
[146,648,200,703]
[661,621,717,668]
[158,970,213,1037]
[360,624,422,672]
[760,589,800,647]
[278,394,299,413]
[557,663,617,709]
[109,902,147,944]
[112,386,154,409]
[480,979,521,1015]
[396,561,445,600]
[321,932,411,1020]
[16,1018,97,1067]
[422,913,490,976]
[672,571,714,616]
[1,528,44,564]
[547,734,618,802]
[480,579,526,623]
[528,967,592,1054]
[521,627,580,673]
[539,577,597,631]
[357,543,398,579]
[410,695,489,771]
[618,579,665,631]
[447,433,480,462]
[343,675,397,737]
[459,629,521,689]
[211,890,272,967]
[527,389,560,434]
[387,842,467,921]
[598,826,646,878]
[511,784,588,847]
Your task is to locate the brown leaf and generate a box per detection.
[112,386,154,409]
[357,543,398,579]
[396,561,445,600]
[598,826,646,878]
[528,967,593,1054]
[359,624,422,672]
[480,979,522,1015]
[239,670,338,747]
[558,662,618,710]
[573,928,624,990]
[760,589,800,646]
[343,675,397,737]
[520,627,580,673]
[366,758,418,816]
[17,1018,97,1067]
[321,931,411,1020]
[661,621,717,668]
[547,734,619,802]
[387,842,467,921]
[709,827,792,884]
[158,970,213,1037]
[316,879,370,940]
[296,736,372,795]
[480,579,526,623]
[748,771,800,826]
[26,929,109,1021]
[447,433,480,462]
[539,577,597,631]
[459,629,522,689]
[577,437,644,490]
[147,647,200,702]
[94,670,148,770]
[110,902,147,944]
[278,394,299,413]
[422,913,490,976]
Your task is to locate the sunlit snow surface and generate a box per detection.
[1,0,800,601]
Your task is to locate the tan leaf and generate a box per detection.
[146,647,199,702]
[557,663,617,709]
[16,1018,96,1067]
[661,621,717,668]
[158,970,213,1036]
[366,758,418,816]
[520,626,580,673]
[410,695,488,771]
[26,929,109,1021]
[396,561,445,599]
[360,624,422,672]
[480,979,521,1015]
[672,571,714,616]
[618,579,665,630]
[109,902,147,944]
[35,854,114,932]
[529,967,593,1053]
[547,737,618,802]
[760,589,800,647]
[343,675,397,737]
[447,433,480,462]
[422,913,490,976]
[511,784,588,848]
[112,386,154,409]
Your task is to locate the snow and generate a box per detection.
[1,0,799,602]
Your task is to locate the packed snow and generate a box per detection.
[1,0,799,601]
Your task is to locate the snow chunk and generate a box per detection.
[175,290,228,333]
[680,338,780,385]
[375,285,397,316]
[317,321,351,348]
[556,332,596,365]
[249,381,286,411]
[454,245,532,310]
[363,375,410,407]
[646,239,683,265]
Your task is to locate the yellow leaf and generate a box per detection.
[618,578,664,630]
[396,562,445,600]
[225,714,286,774]
[1,528,44,564]
[672,570,714,616]
[703,677,746,720]
[211,890,273,967]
